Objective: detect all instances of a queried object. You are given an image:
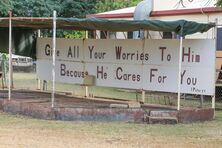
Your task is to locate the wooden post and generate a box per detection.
[142,90,145,102]
[0,72,3,89]
[37,79,41,90]
[200,95,204,108]
[43,80,47,91]
[84,30,88,39]
[212,96,215,109]
[11,60,14,88]
[85,86,89,97]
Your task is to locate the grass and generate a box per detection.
[12,72,222,109]
[0,111,221,147]
[1,72,222,147]
[13,72,139,100]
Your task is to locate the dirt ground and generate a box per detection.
[0,89,128,108]
[0,90,221,148]
[0,111,221,148]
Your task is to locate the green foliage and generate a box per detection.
[64,31,84,39]
[12,0,96,18]
[0,52,9,73]
[0,48,9,54]
[0,0,96,17]
[12,0,60,17]
[216,0,222,7]
[0,53,9,62]
[60,0,96,18]
[96,0,141,13]
[0,0,13,16]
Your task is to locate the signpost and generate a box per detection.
[37,38,215,97]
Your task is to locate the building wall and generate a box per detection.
[95,12,221,40]
[150,13,222,39]
[90,0,222,40]
[153,0,217,11]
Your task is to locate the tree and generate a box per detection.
[1,0,95,18]
[60,0,96,18]
[216,0,222,7]
[0,0,13,16]
[96,0,141,13]
[12,0,60,17]
[12,0,96,18]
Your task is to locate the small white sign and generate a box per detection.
[37,38,215,95]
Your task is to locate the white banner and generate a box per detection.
[37,38,215,95]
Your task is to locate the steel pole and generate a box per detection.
[8,11,12,100]
[212,19,218,109]
[51,11,56,108]
[177,36,183,110]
